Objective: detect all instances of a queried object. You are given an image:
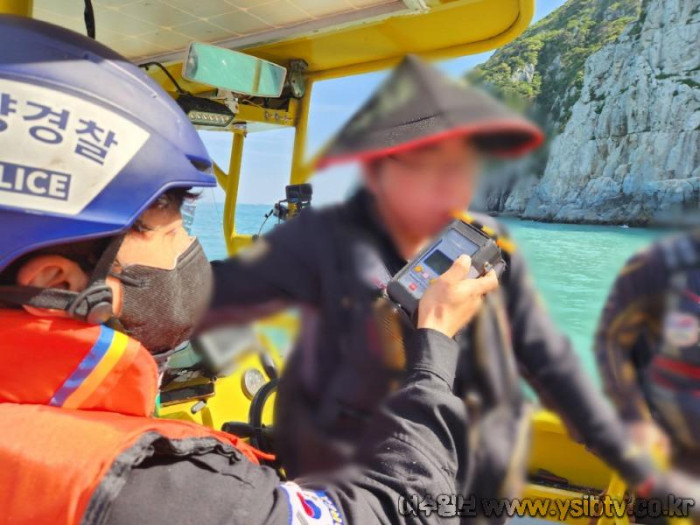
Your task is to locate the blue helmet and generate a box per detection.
[0,15,215,274]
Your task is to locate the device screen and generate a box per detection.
[424,249,454,275]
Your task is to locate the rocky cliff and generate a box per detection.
[473,0,700,225]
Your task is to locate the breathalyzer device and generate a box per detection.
[386,219,506,318]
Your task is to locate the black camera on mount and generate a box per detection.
[271,183,313,221]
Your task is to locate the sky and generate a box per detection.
[199,0,567,207]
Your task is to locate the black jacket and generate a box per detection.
[106,330,471,524]
[208,190,654,494]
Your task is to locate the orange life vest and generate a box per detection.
[0,310,270,525]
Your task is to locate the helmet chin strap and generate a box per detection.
[0,235,125,325]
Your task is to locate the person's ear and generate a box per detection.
[16,255,89,317]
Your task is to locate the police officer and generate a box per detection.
[209,56,668,508]
[595,230,700,476]
[0,17,499,524]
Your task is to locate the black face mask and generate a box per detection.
[110,239,213,356]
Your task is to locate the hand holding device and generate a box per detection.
[416,255,499,338]
[387,218,506,320]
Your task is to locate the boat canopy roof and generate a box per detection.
[33,0,533,78]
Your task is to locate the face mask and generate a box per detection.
[110,239,213,356]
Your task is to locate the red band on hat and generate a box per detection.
[316,119,545,170]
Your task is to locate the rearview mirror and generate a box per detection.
[182,42,287,98]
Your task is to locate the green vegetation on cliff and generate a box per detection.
[468,0,640,133]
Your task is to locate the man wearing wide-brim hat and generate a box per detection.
[210,55,663,512]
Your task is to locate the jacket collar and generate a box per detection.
[344,188,407,275]
[0,309,158,416]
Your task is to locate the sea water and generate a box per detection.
[191,201,661,386]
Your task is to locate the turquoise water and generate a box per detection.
[191,201,661,385]
[189,201,275,262]
[498,218,660,386]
